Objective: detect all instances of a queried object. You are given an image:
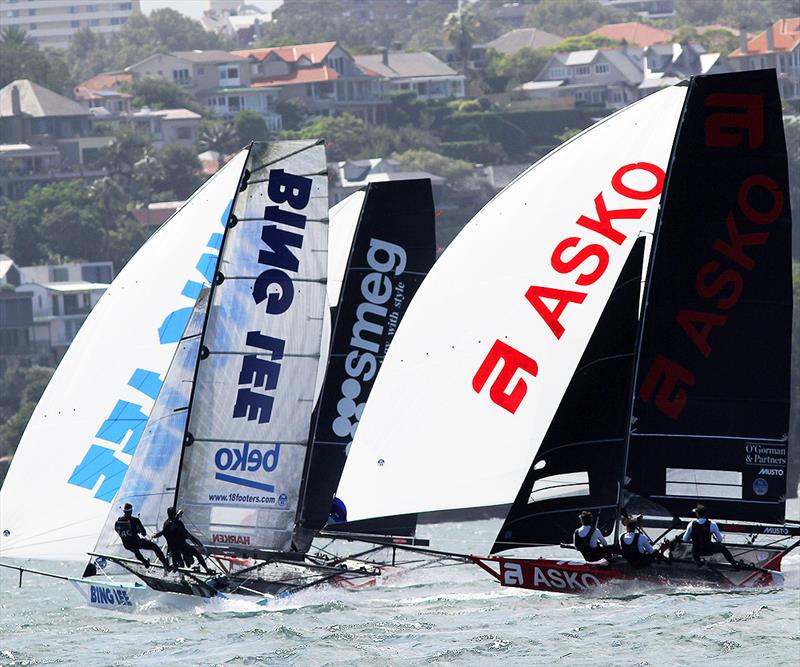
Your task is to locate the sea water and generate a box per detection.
[2,514,799,667]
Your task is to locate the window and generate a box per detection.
[528,472,590,504]
[71,20,79,27]
[51,295,60,316]
[87,4,98,11]
[227,67,238,78]
[28,7,35,15]
[197,66,205,75]
[594,63,609,74]
[548,66,566,79]
[172,68,190,83]
[111,16,121,25]
[89,18,99,26]
[119,2,132,9]
[574,65,591,76]
[177,126,192,139]
[82,265,111,283]
[52,267,69,282]
[227,96,242,112]
[68,5,77,13]
[29,22,36,29]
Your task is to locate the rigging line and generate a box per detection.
[249,139,325,175]
[630,432,788,441]
[574,351,634,376]
[247,174,328,186]
[235,216,329,223]
[192,438,306,445]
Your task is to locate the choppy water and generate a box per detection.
[2,516,799,667]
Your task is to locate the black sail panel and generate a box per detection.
[626,70,792,524]
[299,179,437,534]
[491,238,645,553]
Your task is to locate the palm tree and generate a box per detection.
[198,122,238,155]
[443,8,480,76]
[0,26,35,49]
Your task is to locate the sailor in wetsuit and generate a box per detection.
[619,517,657,569]
[675,504,739,569]
[573,511,609,562]
[153,507,213,574]
[114,503,168,569]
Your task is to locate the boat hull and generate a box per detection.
[471,551,785,594]
[69,577,157,610]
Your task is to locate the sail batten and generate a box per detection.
[175,140,329,556]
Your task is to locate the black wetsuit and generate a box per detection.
[114,514,168,568]
[688,519,738,568]
[155,517,210,572]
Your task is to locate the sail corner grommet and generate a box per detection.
[184,432,195,448]
[200,346,210,360]
[227,213,238,228]
[215,272,225,285]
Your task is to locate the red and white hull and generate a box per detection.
[471,548,786,594]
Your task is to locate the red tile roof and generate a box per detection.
[77,71,132,91]
[234,41,338,64]
[591,22,673,47]
[730,18,800,56]
[251,65,340,88]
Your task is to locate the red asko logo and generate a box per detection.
[638,93,784,420]
[472,162,664,414]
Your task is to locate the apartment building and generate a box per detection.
[0,0,141,49]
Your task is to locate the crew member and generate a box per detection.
[153,507,213,574]
[675,504,739,569]
[619,517,657,569]
[573,511,608,562]
[114,503,168,569]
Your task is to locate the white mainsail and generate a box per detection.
[337,86,688,522]
[175,141,328,555]
[327,190,365,308]
[0,150,249,560]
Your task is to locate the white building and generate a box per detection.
[0,0,141,49]
[19,260,113,354]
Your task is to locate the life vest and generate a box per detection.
[690,520,712,551]
[620,532,650,568]
[114,516,138,545]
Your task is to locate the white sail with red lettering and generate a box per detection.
[336,86,688,522]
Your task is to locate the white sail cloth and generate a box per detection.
[0,151,249,560]
[176,141,329,554]
[337,86,688,522]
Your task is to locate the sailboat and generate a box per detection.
[471,69,798,592]
[1,140,439,608]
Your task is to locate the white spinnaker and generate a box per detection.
[0,151,248,560]
[327,190,365,308]
[176,141,328,554]
[337,86,688,522]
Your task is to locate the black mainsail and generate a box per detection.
[624,69,792,525]
[297,179,437,538]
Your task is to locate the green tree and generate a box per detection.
[198,121,240,155]
[150,144,203,200]
[524,0,623,37]
[126,77,203,113]
[0,27,72,90]
[674,0,724,25]
[98,126,152,186]
[393,149,473,183]
[275,98,310,131]
[0,402,36,460]
[444,9,481,75]
[284,113,368,161]
[235,110,270,144]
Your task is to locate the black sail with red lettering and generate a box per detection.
[297,179,436,537]
[625,70,792,524]
[491,238,646,553]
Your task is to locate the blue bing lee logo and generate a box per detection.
[67,198,233,502]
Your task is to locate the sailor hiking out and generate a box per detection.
[153,507,213,574]
[675,504,740,569]
[573,511,609,562]
[114,503,168,569]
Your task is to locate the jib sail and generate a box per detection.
[0,149,249,560]
[175,140,329,557]
[492,238,645,553]
[93,291,210,558]
[336,84,688,524]
[624,70,792,525]
[297,180,437,537]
